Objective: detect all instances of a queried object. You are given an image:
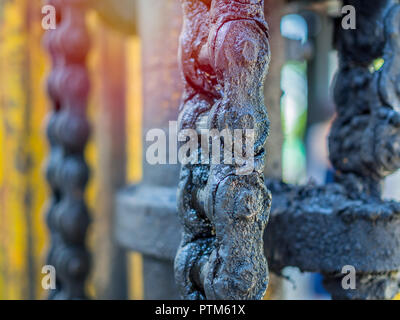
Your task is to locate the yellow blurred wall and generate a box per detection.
[0,0,47,299]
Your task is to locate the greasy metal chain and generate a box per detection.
[175,0,271,300]
[44,0,91,299]
[329,0,400,197]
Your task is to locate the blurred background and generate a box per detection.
[0,0,143,299]
[0,0,399,300]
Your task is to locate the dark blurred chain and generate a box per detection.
[325,0,400,299]
[44,0,91,300]
[330,0,400,197]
